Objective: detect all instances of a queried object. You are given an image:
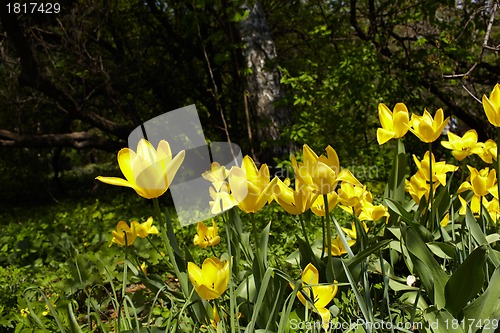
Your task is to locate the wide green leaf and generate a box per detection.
[463,267,500,333]
[402,225,448,308]
[444,245,487,317]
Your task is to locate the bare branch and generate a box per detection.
[0,130,122,151]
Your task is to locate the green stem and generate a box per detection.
[497,129,500,218]
[324,194,332,273]
[250,213,258,249]
[428,143,434,231]
[223,212,236,333]
[320,216,326,259]
[153,198,188,298]
[298,214,310,245]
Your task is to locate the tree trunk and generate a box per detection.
[238,1,292,164]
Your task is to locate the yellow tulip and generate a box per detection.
[203,162,238,214]
[441,130,478,161]
[338,182,369,215]
[376,102,410,145]
[208,183,238,214]
[202,162,231,192]
[405,172,434,205]
[440,213,449,227]
[409,108,449,143]
[111,221,138,246]
[310,191,338,217]
[140,262,148,275]
[484,197,500,223]
[290,263,338,325]
[472,139,497,164]
[273,178,317,215]
[412,151,458,186]
[327,235,355,256]
[293,144,361,195]
[188,257,230,300]
[458,166,497,198]
[358,201,389,222]
[96,139,185,199]
[228,156,278,213]
[193,221,220,249]
[482,83,500,127]
[135,216,159,238]
[341,222,368,240]
[111,217,159,246]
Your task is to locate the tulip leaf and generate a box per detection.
[444,245,487,317]
[423,306,464,333]
[384,198,414,224]
[462,267,500,333]
[465,206,488,247]
[402,224,448,308]
[346,239,391,269]
[465,206,500,267]
[246,267,274,333]
[384,139,407,203]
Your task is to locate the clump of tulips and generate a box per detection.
[90,83,500,332]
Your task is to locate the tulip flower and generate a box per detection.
[472,139,497,164]
[111,221,138,246]
[135,216,159,238]
[292,144,361,195]
[358,201,389,222]
[458,166,497,197]
[208,184,238,214]
[228,156,278,213]
[341,222,368,240]
[376,102,410,145]
[193,220,220,249]
[484,197,500,222]
[290,263,338,325]
[338,182,369,215]
[413,152,457,186]
[482,83,500,127]
[440,213,449,227]
[203,162,239,214]
[405,172,434,205]
[140,262,147,275]
[458,166,497,215]
[408,108,449,143]
[310,191,338,217]
[441,130,478,161]
[188,257,230,300]
[111,217,159,246]
[202,162,231,192]
[273,178,317,215]
[325,235,355,256]
[96,139,185,199]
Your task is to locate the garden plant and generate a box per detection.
[6,83,500,332]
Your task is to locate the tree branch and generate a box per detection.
[0,5,131,138]
[0,130,122,151]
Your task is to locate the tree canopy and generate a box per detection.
[0,0,499,200]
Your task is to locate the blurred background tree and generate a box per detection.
[0,0,498,203]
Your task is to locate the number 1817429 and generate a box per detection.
[6,3,60,14]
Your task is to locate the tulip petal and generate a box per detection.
[165,150,186,186]
[302,263,319,285]
[377,128,396,145]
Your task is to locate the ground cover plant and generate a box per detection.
[3,84,500,332]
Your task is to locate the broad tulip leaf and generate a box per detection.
[384,140,407,203]
[463,267,500,333]
[424,306,464,333]
[465,206,500,267]
[445,245,487,317]
[402,225,448,308]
